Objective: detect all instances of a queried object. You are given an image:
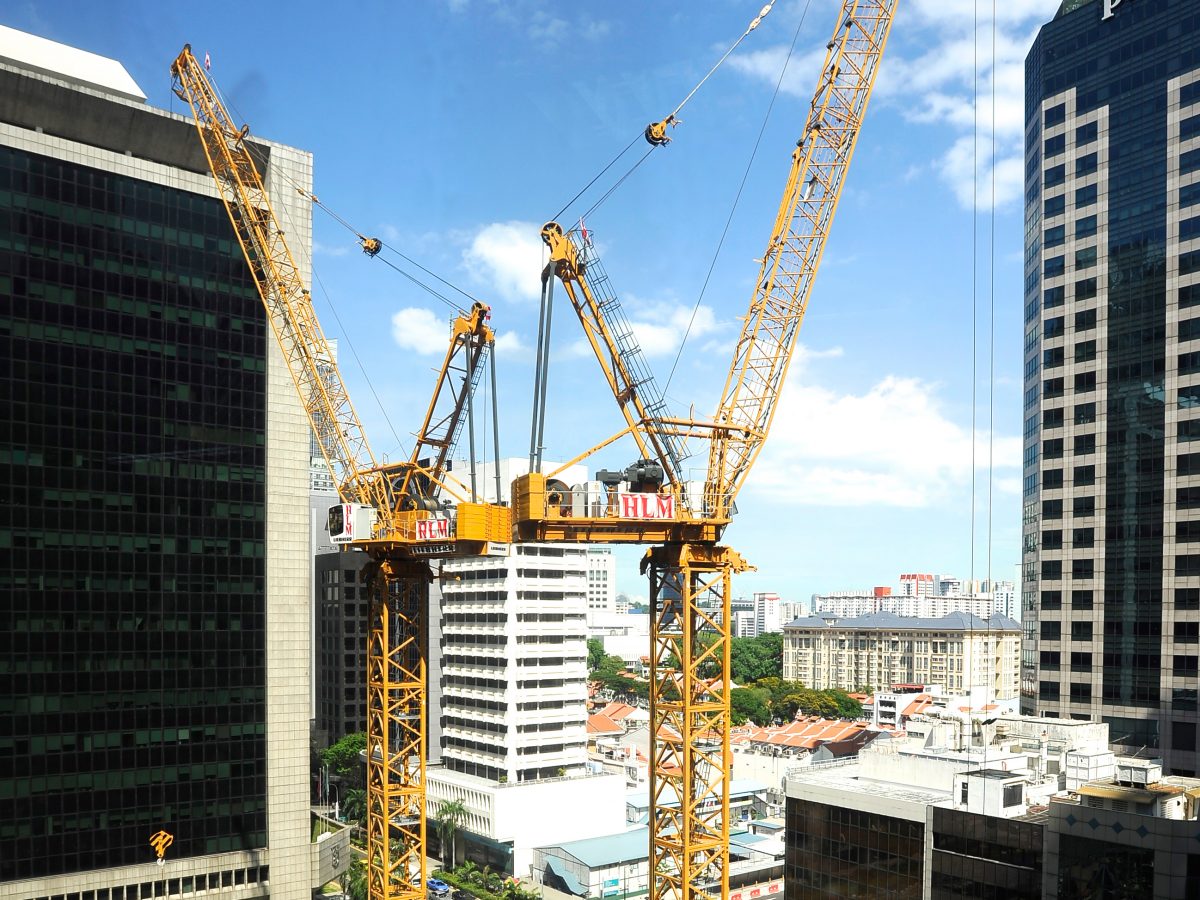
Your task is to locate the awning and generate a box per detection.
[545,857,588,896]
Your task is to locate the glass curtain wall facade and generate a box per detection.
[1022,0,1200,774]
[0,146,268,879]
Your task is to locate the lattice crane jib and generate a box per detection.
[169,46,386,516]
[172,44,509,900]
[517,4,896,899]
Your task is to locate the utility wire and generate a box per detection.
[664,0,813,396]
[552,2,776,226]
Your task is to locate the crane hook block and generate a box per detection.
[360,237,382,257]
[644,115,678,146]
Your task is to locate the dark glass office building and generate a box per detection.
[0,28,312,895]
[1022,0,1200,773]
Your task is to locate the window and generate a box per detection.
[1045,165,1066,188]
[1181,114,1200,142]
[1182,317,1200,341]
[1043,531,1064,550]
[1175,622,1199,643]
[1044,437,1064,459]
[1074,465,1096,486]
[1040,680,1061,701]
[1044,469,1064,489]
[1070,683,1092,703]
[1074,215,1097,239]
[1182,351,1200,375]
[1182,182,1200,209]
[1180,453,1200,475]
[1042,561,1062,580]
[1045,315,1065,338]
[1183,284,1200,309]
[1045,346,1066,368]
[1074,496,1096,516]
[1075,277,1097,300]
[1045,285,1065,308]
[1072,621,1093,641]
[1045,103,1066,127]
[1075,434,1096,454]
[1042,650,1062,668]
[1072,589,1093,609]
[1072,559,1095,579]
[1076,370,1097,392]
[1182,148,1200,177]
[1075,153,1097,176]
[1045,255,1065,277]
[1181,216,1200,242]
[1076,184,1097,207]
[961,781,969,804]
[1044,408,1065,428]
[1044,498,1064,519]
[1045,225,1065,248]
[1174,721,1197,752]
[1044,134,1066,157]
[1071,651,1093,671]
[1174,656,1198,676]
[1075,403,1096,425]
[1045,195,1066,217]
[1076,121,1098,146]
[1075,246,1097,270]
[1073,526,1095,546]
[1075,340,1097,362]
[1045,376,1065,398]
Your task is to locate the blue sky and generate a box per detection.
[4,0,1064,602]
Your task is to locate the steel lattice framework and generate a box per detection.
[173,45,508,900]
[515,4,896,899]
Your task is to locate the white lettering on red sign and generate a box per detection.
[617,493,675,520]
[415,518,450,541]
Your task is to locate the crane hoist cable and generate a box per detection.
[664,0,813,396]
[551,2,775,225]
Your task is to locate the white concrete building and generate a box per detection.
[783,611,1022,697]
[752,592,783,637]
[586,546,617,616]
[587,611,651,669]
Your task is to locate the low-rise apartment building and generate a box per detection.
[783,611,1020,697]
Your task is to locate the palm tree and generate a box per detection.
[342,787,367,828]
[435,798,467,869]
[344,859,368,900]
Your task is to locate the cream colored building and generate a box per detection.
[782,611,1021,698]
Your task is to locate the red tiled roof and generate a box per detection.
[587,714,624,735]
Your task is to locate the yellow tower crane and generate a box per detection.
[171,46,511,900]
[513,2,897,897]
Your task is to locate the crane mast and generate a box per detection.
[171,45,508,900]
[514,3,896,898]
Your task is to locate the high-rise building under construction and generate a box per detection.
[1022,0,1200,774]
[0,25,314,897]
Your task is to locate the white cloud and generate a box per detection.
[750,371,1021,508]
[462,221,545,304]
[313,240,350,257]
[391,307,452,355]
[732,5,1050,210]
[494,331,529,357]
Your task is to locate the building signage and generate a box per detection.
[1102,0,1133,20]
[618,492,675,520]
[415,517,450,541]
[729,881,782,900]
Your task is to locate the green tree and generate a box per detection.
[731,687,772,726]
[341,787,366,828]
[587,638,606,671]
[321,732,367,781]
[827,688,863,719]
[344,859,367,900]
[730,632,783,684]
[435,798,467,868]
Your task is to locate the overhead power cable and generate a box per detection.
[552,2,776,225]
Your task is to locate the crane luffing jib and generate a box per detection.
[394,300,495,507]
[706,2,897,521]
[169,45,386,516]
[171,45,510,555]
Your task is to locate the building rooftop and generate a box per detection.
[541,826,648,868]
[0,24,144,101]
[784,610,1020,631]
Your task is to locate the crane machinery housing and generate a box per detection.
[514,2,897,898]
[171,46,510,900]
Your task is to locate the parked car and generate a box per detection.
[452,891,475,900]
[426,878,451,899]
